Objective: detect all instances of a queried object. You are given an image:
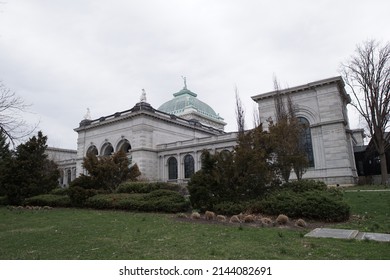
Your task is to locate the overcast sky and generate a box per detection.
[1,0,389,149]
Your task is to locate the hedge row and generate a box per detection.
[85,189,190,213]
[0,196,8,206]
[116,181,188,195]
[196,180,350,222]
[20,190,190,213]
[24,194,71,207]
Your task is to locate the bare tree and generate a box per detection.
[269,76,308,181]
[0,82,35,144]
[341,40,390,184]
[235,86,245,134]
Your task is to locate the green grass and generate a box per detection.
[339,191,390,233]
[342,184,390,190]
[0,187,389,260]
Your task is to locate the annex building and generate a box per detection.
[48,76,362,186]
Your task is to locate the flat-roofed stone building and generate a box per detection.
[73,85,237,184]
[251,76,358,184]
[50,76,359,186]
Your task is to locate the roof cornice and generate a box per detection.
[251,76,349,102]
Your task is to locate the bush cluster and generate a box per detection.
[252,186,350,222]
[213,201,250,216]
[85,189,190,213]
[0,196,8,205]
[50,188,70,196]
[116,181,186,194]
[116,182,159,193]
[68,186,106,207]
[24,194,71,208]
[277,179,328,192]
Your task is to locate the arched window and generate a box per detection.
[86,145,98,156]
[101,143,114,156]
[298,117,314,167]
[184,154,195,178]
[117,139,131,153]
[168,157,178,180]
[67,169,72,185]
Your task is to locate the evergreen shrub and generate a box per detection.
[24,194,71,207]
[85,190,190,213]
[69,175,98,190]
[0,196,8,205]
[213,201,249,216]
[256,188,350,222]
[116,182,159,193]
[116,181,185,194]
[50,188,70,196]
[68,186,102,207]
[278,179,328,192]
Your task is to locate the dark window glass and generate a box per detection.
[168,157,178,180]
[298,117,315,167]
[184,154,195,178]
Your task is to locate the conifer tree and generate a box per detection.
[81,150,140,191]
[2,131,59,204]
[0,130,11,196]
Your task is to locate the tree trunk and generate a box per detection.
[379,152,388,185]
[376,139,388,185]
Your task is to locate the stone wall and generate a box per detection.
[252,76,358,185]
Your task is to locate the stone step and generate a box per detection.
[305,228,359,240]
[355,232,390,242]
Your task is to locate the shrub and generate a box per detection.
[50,188,69,195]
[213,201,249,216]
[260,217,273,226]
[216,215,227,222]
[143,190,190,213]
[205,210,216,220]
[191,212,201,219]
[177,213,188,219]
[279,179,327,192]
[188,185,216,212]
[69,175,98,190]
[152,182,186,194]
[295,218,307,228]
[243,215,256,223]
[0,196,8,205]
[116,182,159,194]
[69,186,101,207]
[229,215,241,223]
[116,181,186,195]
[276,214,289,225]
[85,193,133,209]
[258,189,350,222]
[24,194,71,207]
[85,190,190,213]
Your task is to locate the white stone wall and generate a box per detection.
[253,77,358,185]
[45,147,78,187]
[156,132,238,182]
[74,109,227,180]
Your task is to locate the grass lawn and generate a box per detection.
[0,189,389,260]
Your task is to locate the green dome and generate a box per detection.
[158,87,224,121]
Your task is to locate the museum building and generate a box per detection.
[48,76,362,186]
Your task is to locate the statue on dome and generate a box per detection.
[182,76,187,89]
[140,89,147,102]
[83,108,91,120]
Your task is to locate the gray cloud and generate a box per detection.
[0,0,389,148]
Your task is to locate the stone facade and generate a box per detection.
[251,76,358,185]
[73,100,236,182]
[45,147,77,186]
[49,77,360,186]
